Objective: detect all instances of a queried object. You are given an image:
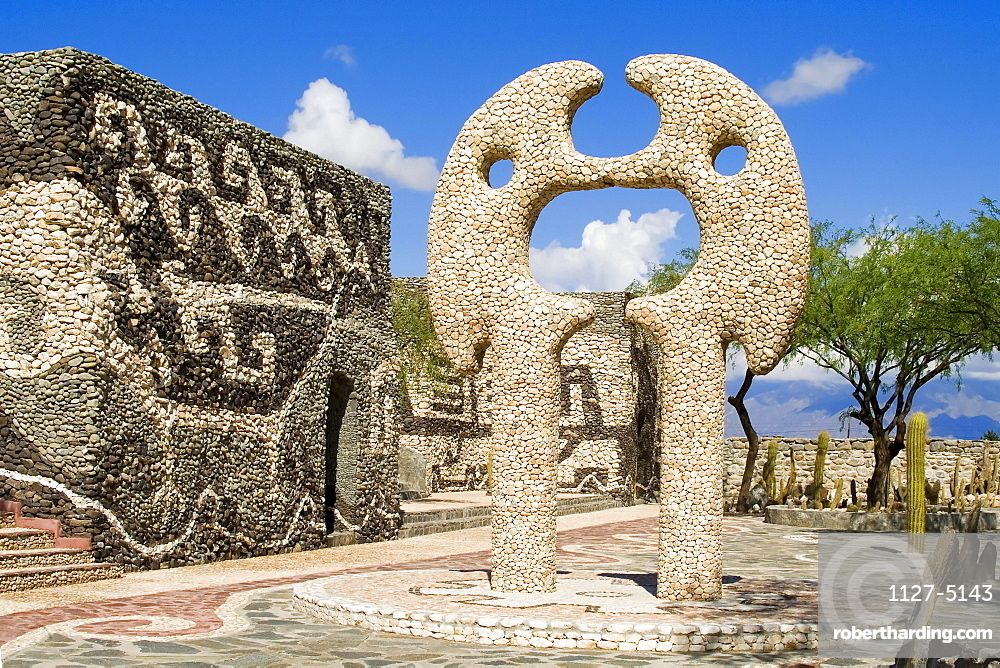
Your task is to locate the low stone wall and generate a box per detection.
[724,437,1000,506]
[764,506,1000,531]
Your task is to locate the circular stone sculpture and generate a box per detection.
[427,54,809,599]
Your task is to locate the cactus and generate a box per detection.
[983,453,999,494]
[906,412,928,534]
[925,479,941,506]
[891,467,903,503]
[951,458,962,502]
[968,450,1000,498]
[831,478,845,509]
[850,479,858,507]
[762,440,778,502]
[813,431,829,508]
[992,454,1000,496]
[781,450,797,504]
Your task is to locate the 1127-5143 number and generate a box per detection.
[889,584,994,602]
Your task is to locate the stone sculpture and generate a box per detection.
[427,54,808,598]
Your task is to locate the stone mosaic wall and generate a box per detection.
[397,280,657,502]
[724,436,1000,507]
[0,48,400,569]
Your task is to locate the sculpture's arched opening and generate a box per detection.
[528,188,700,294]
[325,373,359,533]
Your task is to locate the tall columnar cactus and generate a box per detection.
[763,440,778,502]
[991,454,1000,496]
[972,466,984,495]
[951,458,963,505]
[813,431,830,508]
[983,452,997,494]
[906,412,928,534]
[831,478,845,509]
[782,451,798,504]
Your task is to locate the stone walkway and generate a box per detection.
[0,505,875,666]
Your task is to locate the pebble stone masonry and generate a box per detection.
[396,279,658,502]
[0,48,400,569]
[428,55,809,599]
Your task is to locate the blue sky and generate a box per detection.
[5,1,999,438]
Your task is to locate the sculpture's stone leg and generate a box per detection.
[654,332,727,601]
[488,334,562,592]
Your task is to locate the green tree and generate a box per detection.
[390,280,451,409]
[955,200,1000,335]
[628,248,699,296]
[795,211,999,508]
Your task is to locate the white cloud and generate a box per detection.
[529,208,683,292]
[764,48,870,105]
[926,390,1000,420]
[323,44,356,67]
[725,393,849,438]
[844,236,871,259]
[284,78,439,191]
[728,347,842,388]
[846,213,898,257]
[962,355,1000,381]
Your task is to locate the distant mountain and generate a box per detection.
[925,413,1000,440]
[723,374,1000,441]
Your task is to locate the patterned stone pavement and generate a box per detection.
[0,509,880,666]
[3,588,820,667]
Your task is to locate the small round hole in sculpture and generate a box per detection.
[487,159,513,188]
[712,144,747,176]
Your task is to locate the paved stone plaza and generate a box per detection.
[0,506,884,666]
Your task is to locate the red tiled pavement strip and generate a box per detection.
[0,506,661,647]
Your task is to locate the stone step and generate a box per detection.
[0,527,54,550]
[400,495,621,525]
[397,515,492,538]
[324,497,626,545]
[0,547,92,570]
[325,531,358,548]
[0,500,92,550]
[398,499,626,538]
[401,505,492,524]
[0,562,123,593]
[342,495,625,544]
